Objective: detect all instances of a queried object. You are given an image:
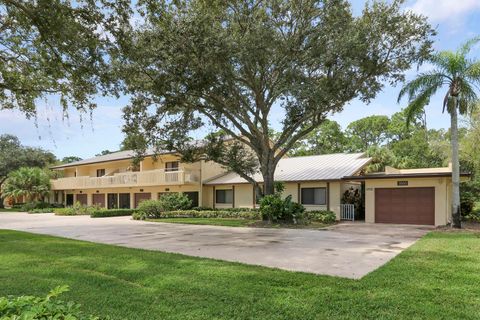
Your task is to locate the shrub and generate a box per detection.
[28,208,55,214]
[259,194,306,223]
[259,194,285,222]
[460,181,480,216]
[0,285,106,319]
[465,213,480,222]
[54,202,97,216]
[20,201,50,212]
[136,199,164,219]
[158,193,193,211]
[91,209,136,218]
[133,209,261,220]
[307,210,337,224]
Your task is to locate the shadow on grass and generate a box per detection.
[0,230,479,320]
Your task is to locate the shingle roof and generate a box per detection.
[204,153,371,185]
[50,148,167,169]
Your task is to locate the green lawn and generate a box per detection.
[0,208,18,212]
[148,217,257,227]
[0,230,479,319]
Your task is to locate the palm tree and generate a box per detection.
[398,37,480,228]
[2,167,51,203]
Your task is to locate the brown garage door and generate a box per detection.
[375,187,434,225]
[92,194,105,208]
[134,193,151,208]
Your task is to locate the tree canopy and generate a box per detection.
[2,167,51,202]
[0,0,116,116]
[398,37,480,228]
[114,0,433,195]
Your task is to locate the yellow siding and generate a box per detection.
[65,185,201,209]
[234,184,254,208]
[364,177,450,226]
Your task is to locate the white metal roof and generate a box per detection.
[204,153,371,185]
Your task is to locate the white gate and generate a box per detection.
[340,204,355,221]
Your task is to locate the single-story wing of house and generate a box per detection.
[204,153,470,226]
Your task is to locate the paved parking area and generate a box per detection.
[0,212,431,279]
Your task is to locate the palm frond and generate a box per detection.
[397,71,446,103]
[458,36,480,56]
[404,84,439,125]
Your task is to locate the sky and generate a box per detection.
[1,0,480,160]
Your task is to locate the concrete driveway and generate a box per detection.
[0,212,431,279]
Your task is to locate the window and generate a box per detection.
[216,189,233,204]
[119,193,130,209]
[301,188,326,205]
[96,169,105,177]
[165,161,179,172]
[184,191,199,207]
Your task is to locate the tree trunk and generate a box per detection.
[450,107,462,228]
[0,178,5,208]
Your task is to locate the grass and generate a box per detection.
[0,208,18,212]
[0,230,479,319]
[148,217,258,227]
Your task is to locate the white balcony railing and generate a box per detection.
[51,169,199,190]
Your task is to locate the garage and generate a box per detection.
[375,187,435,225]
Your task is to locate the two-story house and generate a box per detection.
[50,150,225,210]
[48,149,468,226]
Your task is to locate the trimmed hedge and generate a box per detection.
[133,209,261,220]
[28,208,55,214]
[90,209,136,218]
[306,210,337,224]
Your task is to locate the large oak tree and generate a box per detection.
[0,0,119,116]
[113,0,434,196]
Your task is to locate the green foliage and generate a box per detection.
[2,167,51,202]
[0,1,112,116]
[307,211,337,224]
[28,208,56,214]
[61,156,83,164]
[135,194,193,219]
[460,181,480,216]
[0,285,105,319]
[0,135,56,207]
[346,115,391,151]
[259,194,306,223]
[116,0,432,195]
[157,193,193,211]
[133,209,261,221]
[54,202,97,216]
[287,120,347,156]
[20,201,50,212]
[90,209,136,218]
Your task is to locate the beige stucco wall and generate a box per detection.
[203,181,342,219]
[65,184,201,209]
[364,177,451,226]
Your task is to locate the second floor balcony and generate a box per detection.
[51,169,200,190]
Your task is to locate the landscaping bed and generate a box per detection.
[0,230,479,319]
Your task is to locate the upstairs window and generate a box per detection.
[216,189,233,204]
[165,161,179,172]
[301,187,326,205]
[96,169,106,177]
